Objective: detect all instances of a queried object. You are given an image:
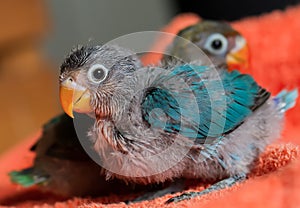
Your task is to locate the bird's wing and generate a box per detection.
[32,113,94,161]
[141,65,270,142]
[9,113,97,188]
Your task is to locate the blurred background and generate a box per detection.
[0,0,298,154]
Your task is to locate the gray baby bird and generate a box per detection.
[58,44,297,203]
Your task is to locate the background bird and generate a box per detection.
[165,20,249,71]
[9,113,137,196]
[58,44,297,203]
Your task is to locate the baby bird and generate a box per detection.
[10,20,247,197]
[166,20,249,71]
[9,113,135,196]
[59,44,297,203]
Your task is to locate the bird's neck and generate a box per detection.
[94,120,130,154]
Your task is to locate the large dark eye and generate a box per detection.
[87,64,108,84]
[204,33,228,55]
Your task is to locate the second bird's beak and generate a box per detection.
[59,77,92,118]
[226,36,249,71]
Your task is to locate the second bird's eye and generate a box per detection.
[204,33,228,55]
[87,64,109,84]
[211,39,222,49]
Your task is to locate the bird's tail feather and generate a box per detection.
[273,89,298,112]
[9,168,48,187]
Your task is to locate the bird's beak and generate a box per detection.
[226,36,249,71]
[59,77,92,118]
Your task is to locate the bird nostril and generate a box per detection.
[68,77,74,82]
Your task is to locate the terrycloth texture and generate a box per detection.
[0,142,298,208]
[1,5,300,208]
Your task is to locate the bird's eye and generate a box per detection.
[87,64,108,84]
[204,33,228,55]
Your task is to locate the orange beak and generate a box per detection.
[59,78,92,118]
[226,36,250,72]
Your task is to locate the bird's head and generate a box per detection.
[59,45,141,118]
[169,20,249,71]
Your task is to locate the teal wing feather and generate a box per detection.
[9,168,48,187]
[141,65,270,141]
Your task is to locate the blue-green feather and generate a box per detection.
[273,89,298,111]
[141,65,270,141]
[9,168,48,187]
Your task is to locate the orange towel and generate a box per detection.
[1,5,300,208]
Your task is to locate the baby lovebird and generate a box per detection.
[9,20,249,198]
[167,20,249,71]
[58,44,297,203]
[9,113,138,197]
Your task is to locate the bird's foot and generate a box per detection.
[165,174,246,204]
